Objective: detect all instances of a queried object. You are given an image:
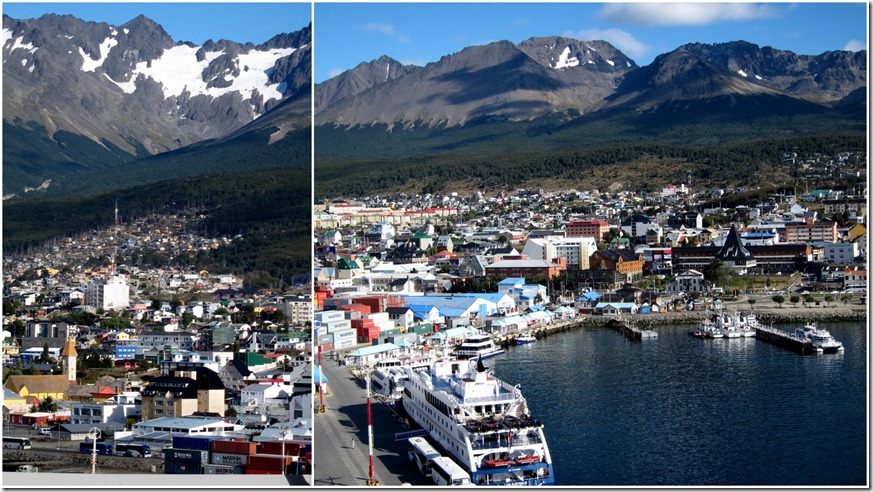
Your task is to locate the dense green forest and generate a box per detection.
[5,125,311,201]
[315,133,867,198]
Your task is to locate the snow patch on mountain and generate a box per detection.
[106,44,295,102]
[79,35,118,72]
[4,31,38,55]
[554,46,579,69]
[737,69,748,77]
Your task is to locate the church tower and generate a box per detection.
[60,338,78,383]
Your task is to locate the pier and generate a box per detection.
[754,325,821,355]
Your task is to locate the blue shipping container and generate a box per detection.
[171,435,225,452]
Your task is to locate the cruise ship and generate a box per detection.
[401,357,554,486]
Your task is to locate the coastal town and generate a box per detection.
[310,147,867,486]
[2,146,867,484]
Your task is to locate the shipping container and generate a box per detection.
[317,333,334,345]
[318,342,334,352]
[211,440,257,456]
[364,312,390,323]
[209,452,250,466]
[314,311,345,323]
[334,337,356,349]
[172,435,227,452]
[381,328,401,337]
[164,448,209,463]
[247,454,295,472]
[203,463,246,475]
[164,460,204,475]
[412,323,435,335]
[332,328,356,340]
[325,320,352,333]
[259,441,304,457]
[245,468,281,475]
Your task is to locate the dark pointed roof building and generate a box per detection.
[716,225,756,274]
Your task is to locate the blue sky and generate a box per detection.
[315,2,868,83]
[2,2,312,45]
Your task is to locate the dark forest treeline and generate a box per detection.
[316,133,866,197]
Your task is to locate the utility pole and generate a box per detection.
[366,372,376,486]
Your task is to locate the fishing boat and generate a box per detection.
[795,323,844,353]
[454,332,505,359]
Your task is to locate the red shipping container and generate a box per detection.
[259,441,302,456]
[246,468,281,475]
[247,454,295,472]
[211,440,258,455]
[319,342,334,352]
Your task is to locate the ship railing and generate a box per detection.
[470,433,543,450]
[462,393,518,405]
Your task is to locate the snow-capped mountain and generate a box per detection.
[2,13,310,157]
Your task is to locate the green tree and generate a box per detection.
[790,295,801,307]
[703,259,730,288]
[771,295,785,307]
[840,294,852,305]
[747,298,756,310]
[803,294,815,306]
[182,312,195,328]
[39,343,51,363]
[824,294,834,307]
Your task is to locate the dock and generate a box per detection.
[604,319,657,341]
[755,325,821,355]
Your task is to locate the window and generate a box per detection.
[155,409,164,414]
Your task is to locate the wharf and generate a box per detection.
[755,325,821,355]
[492,319,582,347]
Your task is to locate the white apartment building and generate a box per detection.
[85,274,130,310]
[521,235,597,269]
[280,295,313,325]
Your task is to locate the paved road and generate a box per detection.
[313,361,430,487]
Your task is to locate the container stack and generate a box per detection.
[245,440,311,475]
[204,440,257,475]
[164,435,230,474]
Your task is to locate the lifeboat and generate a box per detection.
[514,455,540,465]
[484,458,514,468]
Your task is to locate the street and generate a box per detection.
[313,360,430,486]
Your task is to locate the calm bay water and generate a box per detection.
[489,321,868,486]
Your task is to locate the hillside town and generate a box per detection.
[2,208,313,479]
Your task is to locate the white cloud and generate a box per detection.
[596,3,785,27]
[565,28,650,60]
[361,23,396,36]
[327,68,344,79]
[843,39,866,52]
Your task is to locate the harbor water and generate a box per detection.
[489,321,868,486]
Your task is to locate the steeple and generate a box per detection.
[60,338,78,383]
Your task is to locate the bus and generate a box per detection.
[430,456,472,486]
[3,437,32,450]
[407,436,441,477]
[80,441,113,455]
[115,443,152,458]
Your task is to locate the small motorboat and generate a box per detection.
[515,334,536,345]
